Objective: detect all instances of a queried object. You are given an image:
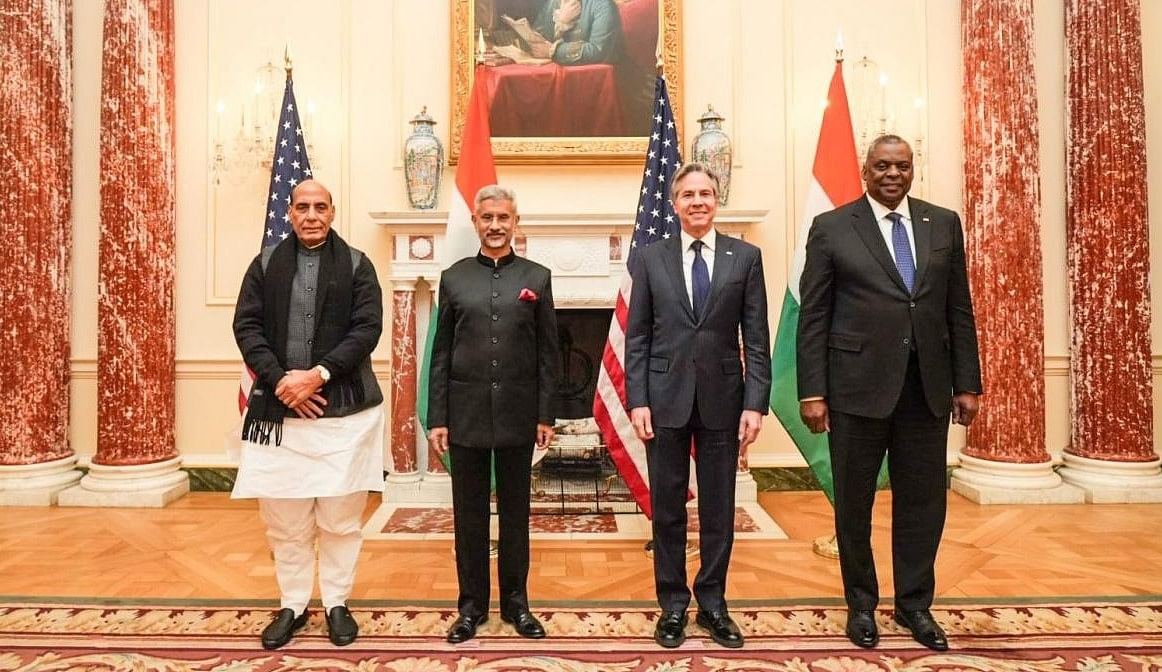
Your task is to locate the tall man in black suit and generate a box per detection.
[427,185,560,644]
[626,163,771,650]
[797,135,982,652]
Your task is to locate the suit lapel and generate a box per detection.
[659,237,695,323]
[850,197,910,294]
[911,198,932,290]
[700,232,737,325]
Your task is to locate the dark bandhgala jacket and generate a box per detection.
[427,251,560,448]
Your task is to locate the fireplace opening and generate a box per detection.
[532,308,638,515]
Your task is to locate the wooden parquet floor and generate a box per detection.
[1,491,1160,603]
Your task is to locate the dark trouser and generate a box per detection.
[646,402,739,613]
[449,442,534,618]
[829,354,950,612]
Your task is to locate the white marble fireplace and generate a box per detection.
[372,209,766,505]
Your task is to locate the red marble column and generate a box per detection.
[1059,0,1160,499]
[1065,0,1153,461]
[96,0,177,466]
[950,0,1084,503]
[60,0,187,507]
[960,0,1046,461]
[0,0,83,504]
[389,282,419,476]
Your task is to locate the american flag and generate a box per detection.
[238,74,313,413]
[593,75,683,518]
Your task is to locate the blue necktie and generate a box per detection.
[691,240,710,317]
[887,212,915,293]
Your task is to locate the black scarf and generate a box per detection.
[241,230,364,445]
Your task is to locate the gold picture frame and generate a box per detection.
[450,0,683,165]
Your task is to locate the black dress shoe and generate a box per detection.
[501,610,546,639]
[261,608,309,650]
[325,605,358,646]
[696,610,744,648]
[654,610,687,648]
[894,609,948,651]
[845,609,879,648]
[446,612,489,643]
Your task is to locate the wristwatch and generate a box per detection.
[313,364,331,383]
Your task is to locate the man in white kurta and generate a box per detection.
[232,180,385,650]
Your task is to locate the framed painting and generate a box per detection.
[450,0,682,164]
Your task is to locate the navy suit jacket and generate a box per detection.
[797,196,982,418]
[625,232,771,430]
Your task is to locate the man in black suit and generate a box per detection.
[427,185,560,643]
[797,135,982,651]
[626,163,771,649]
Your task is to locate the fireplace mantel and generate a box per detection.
[371,209,768,306]
[374,208,770,503]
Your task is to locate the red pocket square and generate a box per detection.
[518,288,538,302]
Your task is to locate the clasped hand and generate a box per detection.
[275,369,328,419]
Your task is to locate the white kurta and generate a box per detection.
[232,404,386,499]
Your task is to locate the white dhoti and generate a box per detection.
[232,404,385,613]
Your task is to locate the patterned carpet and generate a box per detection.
[1,598,1160,670]
[362,502,787,541]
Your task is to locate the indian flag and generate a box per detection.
[417,65,497,448]
[769,59,863,503]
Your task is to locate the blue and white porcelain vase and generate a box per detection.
[691,105,732,206]
[404,107,443,210]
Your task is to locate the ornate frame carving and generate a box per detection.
[450,0,683,165]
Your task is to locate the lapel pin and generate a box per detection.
[726,250,733,255]
[922,217,930,222]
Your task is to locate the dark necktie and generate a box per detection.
[691,239,710,317]
[887,212,915,293]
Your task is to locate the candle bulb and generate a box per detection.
[253,79,263,136]
[878,72,888,124]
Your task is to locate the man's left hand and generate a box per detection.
[276,369,324,410]
[951,392,980,426]
[536,423,555,449]
[738,410,763,453]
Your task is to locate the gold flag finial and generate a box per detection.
[284,45,293,79]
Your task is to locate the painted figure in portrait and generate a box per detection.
[474,0,659,138]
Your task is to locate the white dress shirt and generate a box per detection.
[867,194,916,265]
[680,227,717,311]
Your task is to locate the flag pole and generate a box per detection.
[813,34,846,561]
[644,14,663,559]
